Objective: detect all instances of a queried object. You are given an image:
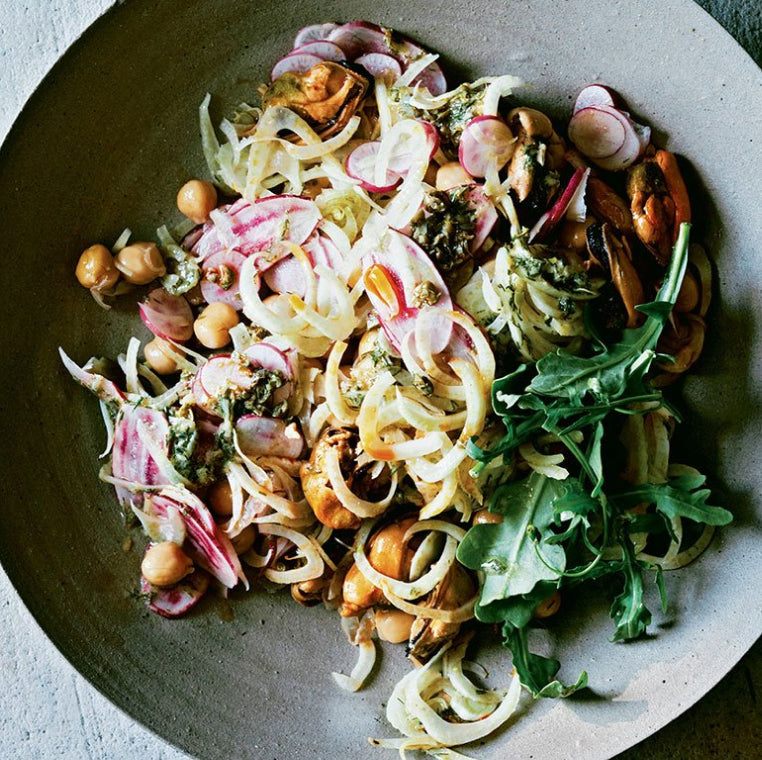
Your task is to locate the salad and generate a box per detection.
[62,20,732,758]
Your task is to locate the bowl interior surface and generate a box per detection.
[1,1,762,759]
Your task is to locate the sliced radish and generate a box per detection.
[459,115,515,178]
[528,167,590,243]
[466,185,499,252]
[565,168,591,222]
[139,288,194,343]
[270,53,323,81]
[412,60,448,96]
[235,415,305,459]
[200,251,249,311]
[262,255,309,297]
[346,141,403,193]
[355,52,402,79]
[573,84,618,114]
[244,342,293,380]
[291,40,346,61]
[294,22,340,47]
[394,33,448,95]
[364,230,453,353]
[385,120,440,176]
[328,21,389,58]
[568,106,627,159]
[181,225,204,252]
[192,196,321,264]
[151,491,241,589]
[141,571,210,618]
[196,354,255,400]
[569,105,650,171]
[243,341,294,407]
[304,234,343,270]
[112,406,171,508]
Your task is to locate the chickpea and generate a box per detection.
[75,244,120,291]
[208,479,234,518]
[141,541,193,588]
[436,161,471,190]
[193,301,239,348]
[472,508,503,525]
[115,242,166,285]
[375,608,416,644]
[176,179,217,224]
[675,269,700,313]
[231,525,256,555]
[534,591,562,619]
[144,337,178,375]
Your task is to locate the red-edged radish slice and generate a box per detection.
[294,22,339,47]
[270,53,323,81]
[364,230,453,354]
[291,40,346,61]
[328,21,389,57]
[304,234,343,270]
[569,105,649,171]
[262,255,309,297]
[181,225,204,252]
[568,105,628,159]
[466,185,499,252]
[151,492,241,589]
[412,61,448,96]
[243,342,294,378]
[141,571,210,618]
[139,288,194,342]
[386,120,440,176]
[196,354,255,400]
[573,84,618,114]
[192,196,321,263]
[528,167,590,243]
[243,341,294,406]
[235,415,305,459]
[565,168,591,222]
[112,406,171,508]
[346,141,403,193]
[200,251,249,311]
[459,115,515,178]
[355,52,403,79]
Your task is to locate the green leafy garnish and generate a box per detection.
[459,224,730,698]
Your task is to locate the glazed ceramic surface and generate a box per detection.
[1,1,761,759]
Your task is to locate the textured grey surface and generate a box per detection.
[0,2,761,760]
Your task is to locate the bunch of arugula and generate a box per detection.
[458,223,732,697]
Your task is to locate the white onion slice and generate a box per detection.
[323,341,358,425]
[323,446,398,518]
[332,612,376,692]
[353,519,458,601]
[258,523,325,584]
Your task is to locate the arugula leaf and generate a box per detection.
[611,471,732,526]
[474,580,557,626]
[502,624,588,698]
[457,473,567,606]
[470,223,691,470]
[610,522,651,641]
[529,224,689,403]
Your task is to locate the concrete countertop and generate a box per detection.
[1,2,760,759]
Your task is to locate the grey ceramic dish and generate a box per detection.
[1,1,761,759]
